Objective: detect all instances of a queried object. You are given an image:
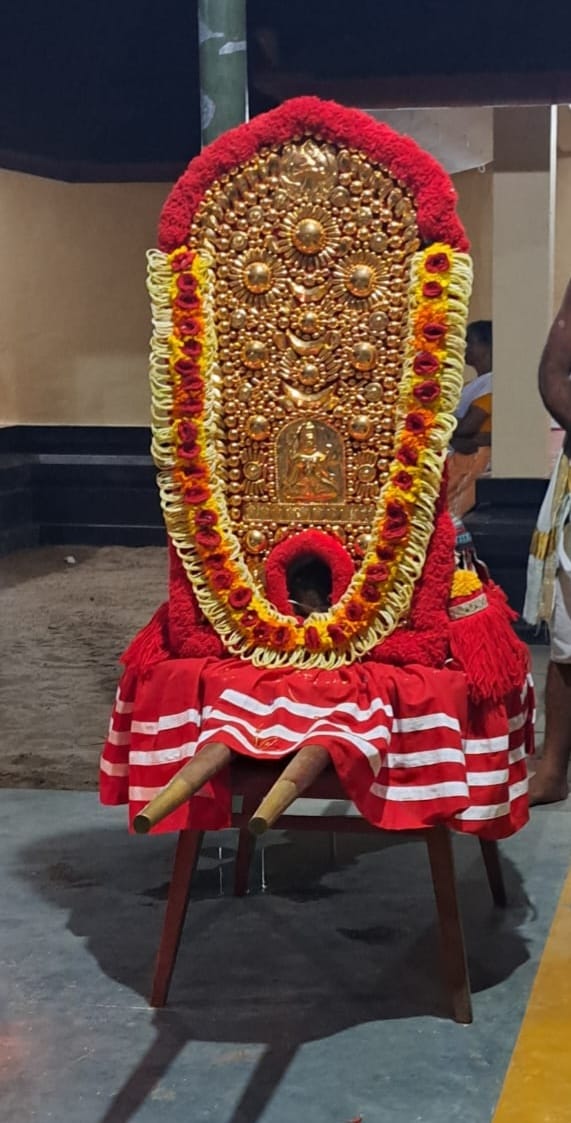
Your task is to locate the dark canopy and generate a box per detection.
[1,0,570,179]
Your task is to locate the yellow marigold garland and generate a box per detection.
[148,242,472,667]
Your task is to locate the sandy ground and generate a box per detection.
[0,544,548,792]
[0,546,167,789]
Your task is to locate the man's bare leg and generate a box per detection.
[529,660,571,805]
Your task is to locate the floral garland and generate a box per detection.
[160,97,468,254]
[149,242,472,668]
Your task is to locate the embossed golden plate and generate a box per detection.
[148,99,472,666]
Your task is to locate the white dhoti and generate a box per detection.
[524,450,571,662]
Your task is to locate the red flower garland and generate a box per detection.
[158,98,468,254]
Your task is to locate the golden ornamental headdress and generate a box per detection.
[148,96,473,668]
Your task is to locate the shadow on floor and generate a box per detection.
[17,825,532,1123]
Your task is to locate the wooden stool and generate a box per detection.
[149,760,506,1024]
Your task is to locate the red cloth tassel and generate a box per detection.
[120,603,170,676]
[448,581,530,704]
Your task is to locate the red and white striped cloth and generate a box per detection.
[100,657,533,840]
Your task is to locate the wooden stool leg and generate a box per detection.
[150,829,204,1008]
[425,826,473,1024]
[234,828,256,897]
[479,838,507,908]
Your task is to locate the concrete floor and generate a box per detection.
[0,569,567,1123]
[1,767,569,1123]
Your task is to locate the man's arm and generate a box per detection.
[539,279,571,432]
[454,403,488,440]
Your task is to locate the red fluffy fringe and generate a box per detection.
[168,544,224,658]
[370,487,455,668]
[120,603,170,677]
[448,581,531,704]
[264,529,354,616]
[159,97,468,253]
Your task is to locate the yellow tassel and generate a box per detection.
[450,569,483,599]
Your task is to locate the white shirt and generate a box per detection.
[455,372,492,420]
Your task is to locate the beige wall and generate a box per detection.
[554,109,571,312]
[0,170,170,426]
[1,137,570,434]
[453,167,493,322]
[451,138,571,476]
[554,157,571,311]
[0,164,497,428]
[454,128,571,325]
[492,166,555,478]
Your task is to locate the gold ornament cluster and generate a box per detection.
[191,137,420,576]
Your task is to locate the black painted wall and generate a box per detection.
[0,427,163,554]
[2,1,571,179]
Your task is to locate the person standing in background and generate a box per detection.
[448,322,493,520]
[448,321,493,566]
[452,320,493,454]
[524,280,571,804]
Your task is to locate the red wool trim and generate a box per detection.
[369,485,455,667]
[120,603,171,677]
[448,580,530,704]
[159,97,468,253]
[264,530,355,617]
[167,543,224,659]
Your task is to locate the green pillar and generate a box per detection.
[198,0,248,147]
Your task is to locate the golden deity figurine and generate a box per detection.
[282,421,342,503]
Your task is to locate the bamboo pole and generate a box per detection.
[133,742,232,834]
[248,744,330,836]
